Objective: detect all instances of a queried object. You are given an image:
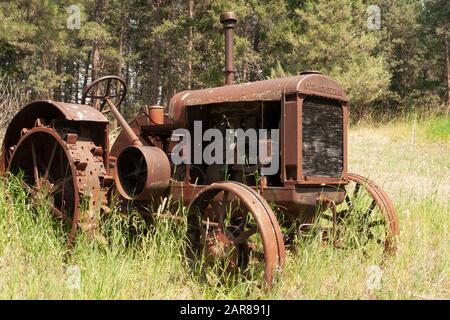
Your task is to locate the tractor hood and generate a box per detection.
[168,73,348,127]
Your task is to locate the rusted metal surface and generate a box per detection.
[16,100,108,122]
[115,145,171,200]
[187,181,285,288]
[168,73,348,127]
[7,125,106,243]
[220,12,237,85]
[146,105,165,125]
[108,98,143,147]
[0,100,108,172]
[171,181,346,218]
[280,94,349,186]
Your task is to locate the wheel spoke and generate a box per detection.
[368,219,386,228]
[249,250,265,263]
[222,190,229,207]
[343,183,361,215]
[201,219,220,228]
[50,205,71,224]
[51,181,64,194]
[211,201,225,227]
[59,148,65,177]
[31,140,40,188]
[233,226,257,244]
[105,78,113,97]
[187,182,285,289]
[365,200,377,216]
[353,184,361,198]
[44,141,58,181]
[100,99,108,111]
[50,176,72,195]
[60,162,71,210]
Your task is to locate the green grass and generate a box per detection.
[425,116,450,141]
[0,119,448,299]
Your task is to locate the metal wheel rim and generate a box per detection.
[187,181,285,288]
[8,127,80,243]
[315,173,400,256]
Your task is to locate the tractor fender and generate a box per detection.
[1,100,108,172]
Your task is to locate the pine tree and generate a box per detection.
[293,0,391,107]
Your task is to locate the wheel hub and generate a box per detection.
[204,227,238,263]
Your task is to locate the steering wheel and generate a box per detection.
[81,75,127,114]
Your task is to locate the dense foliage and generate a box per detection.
[0,0,448,118]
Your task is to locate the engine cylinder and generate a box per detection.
[115,145,171,200]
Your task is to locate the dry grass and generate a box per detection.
[349,120,450,202]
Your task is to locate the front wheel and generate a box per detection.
[186,181,285,289]
[314,173,400,258]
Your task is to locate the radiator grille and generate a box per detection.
[302,98,343,178]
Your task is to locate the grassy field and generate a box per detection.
[0,116,448,299]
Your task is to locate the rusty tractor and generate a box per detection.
[0,12,399,288]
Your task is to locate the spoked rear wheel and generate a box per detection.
[8,126,103,244]
[187,182,285,289]
[9,128,79,240]
[315,173,400,258]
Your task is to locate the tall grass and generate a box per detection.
[0,120,448,299]
[425,116,450,141]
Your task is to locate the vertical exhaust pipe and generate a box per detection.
[220,12,237,85]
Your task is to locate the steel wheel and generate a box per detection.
[187,181,285,288]
[8,129,79,240]
[8,126,104,243]
[315,173,400,257]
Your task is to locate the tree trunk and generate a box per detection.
[151,0,162,105]
[41,53,50,99]
[75,62,80,103]
[242,58,248,82]
[91,41,100,109]
[444,32,450,115]
[55,57,62,101]
[187,0,194,90]
[92,42,100,81]
[91,0,104,109]
[251,21,261,81]
[83,51,91,92]
[114,9,126,130]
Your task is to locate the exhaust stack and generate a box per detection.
[220,12,237,85]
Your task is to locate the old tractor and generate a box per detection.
[0,12,399,287]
